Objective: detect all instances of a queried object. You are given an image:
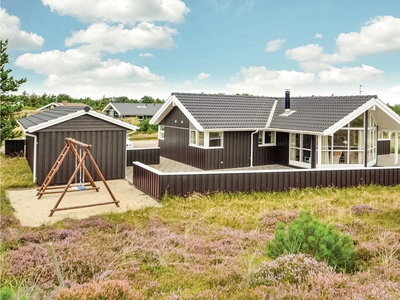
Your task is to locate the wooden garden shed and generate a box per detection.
[18,106,138,185]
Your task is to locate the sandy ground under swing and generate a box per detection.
[6,177,161,227]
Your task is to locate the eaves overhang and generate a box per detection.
[323,97,400,135]
[102,103,121,116]
[150,95,204,131]
[21,109,138,133]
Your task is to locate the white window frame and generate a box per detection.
[158,125,165,140]
[258,130,276,146]
[289,133,312,168]
[189,130,223,148]
[378,131,391,141]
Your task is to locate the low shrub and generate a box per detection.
[351,204,377,215]
[266,211,357,273]
[54,280,142,300]
[249,253,334,287]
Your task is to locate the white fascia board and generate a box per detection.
[101,102,113,113]
[172,97,203,131]
[26,110,138,133]
[202,128,259,132]
[35,102,60,111]
[111,103,122,116]
[104,102,122,116]
[149,94,175,125]
[267,127,323,135]
[323,97,376,136]
[26,110,86,133]
[149,95,204,131]
[375,98,400,125]
[265,100,278,128]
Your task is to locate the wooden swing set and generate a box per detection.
[37,138,120,217]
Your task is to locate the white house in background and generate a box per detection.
[36,100,87,111]
[102,102,163,120]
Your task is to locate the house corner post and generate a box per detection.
[395,132,399,166]
[311,135,317,169]
[364,110,368,167]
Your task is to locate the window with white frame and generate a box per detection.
[189,130,223,148]
[158,125,165,140]
[209,132,222,147]
[378,131,391,140]
[290,133,312,164]
[258,131,276,146]
[316,112,377,166]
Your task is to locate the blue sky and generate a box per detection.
[1,0,400,104]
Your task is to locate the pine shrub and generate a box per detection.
[266,211,357,273]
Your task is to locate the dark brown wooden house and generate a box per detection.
[18,106,138,185]
[150,92,400,170]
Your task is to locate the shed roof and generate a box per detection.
[151,93,400,134]
[19,106,138,133]
[102,102,163,116]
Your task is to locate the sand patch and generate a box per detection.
[6,179,161,227]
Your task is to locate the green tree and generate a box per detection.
[389,104,400,116]
[137,118,158,134]
[0,39,27,144]
[141,95,155,103]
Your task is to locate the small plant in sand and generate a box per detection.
[266,211,357,273]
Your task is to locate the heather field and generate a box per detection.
[1,155,400,299]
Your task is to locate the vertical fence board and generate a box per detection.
[133,163,400,200]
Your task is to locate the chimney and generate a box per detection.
[62,100,68,106]
[285,90,290,112]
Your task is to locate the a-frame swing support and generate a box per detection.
[37,138,120,217]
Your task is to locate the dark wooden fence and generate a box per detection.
[127,148,160,166]
[4,139,25,157]
[377,140,391,155]
[133,162,400,199]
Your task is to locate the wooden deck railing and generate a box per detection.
[127,148,160,166]
[133,162,400,200]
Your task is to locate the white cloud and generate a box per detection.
[65,22,177,53]
[318,65,384,84]
[285,44,324,62]
[42,0,190,24]
[286,16,400,71]
[227,66,316,94]
[14,48,163,97]
[388,85,400,94]
[140,52,154,58]
[15,48,101,75]
[336,15,400,60]
[265,39,285,52]
[315,33,323,39]
[0,8,44,50]
[196,72,210,80]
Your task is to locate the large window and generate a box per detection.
[290,133,312,165]
[258,131,276,146]
[190,130,222,148]
[318,112,377,166]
